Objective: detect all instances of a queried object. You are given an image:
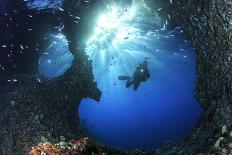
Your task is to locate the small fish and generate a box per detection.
[59,7,64,11]
[12,79,18,82]
[124,36,129,39]
[20,45,24,50]
[37,78,41,83]
[180,48,185,51]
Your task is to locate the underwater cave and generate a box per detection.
[39,3,204,149]
[0,0,231,155]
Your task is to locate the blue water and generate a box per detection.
[39,6,203,150]
[39,34,74,79]
[26,0,63,10]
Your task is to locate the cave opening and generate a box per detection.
[39,0,204,150]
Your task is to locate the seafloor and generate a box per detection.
[0,0,232,155]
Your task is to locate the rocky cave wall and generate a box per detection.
[0,2,103,154]
[0,51,101,154]
[150,0,232,154]
[0,1,104,154]
[166,0,232,108]
[148,0,232,103]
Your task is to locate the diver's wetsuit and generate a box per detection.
[126,61,150,90]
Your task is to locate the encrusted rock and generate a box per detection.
[10,100,16,107]
[60,136,66,142]
[229,143,232,148]
[34,115,39,121]
[41,136,47,143]
[214,137,224,148]
[221,148,228,155]
[221,125,228,136]
[59,141,67,149]
[40,114,44,119]
[29,137,120,155]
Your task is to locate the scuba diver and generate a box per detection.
[118,59,150,90]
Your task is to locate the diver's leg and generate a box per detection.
[126,78,133,88]
[133,81,141,90]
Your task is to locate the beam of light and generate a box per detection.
[84,3,165,91]
[86,5,139,63]
[97,7,120,29]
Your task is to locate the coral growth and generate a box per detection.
[29,138,102,155]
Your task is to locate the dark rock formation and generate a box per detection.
[167,0,232,108]
[0,1,103,155]
[0,51,101,154]
[151,0,232,154]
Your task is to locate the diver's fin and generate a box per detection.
[118,76,131,80]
